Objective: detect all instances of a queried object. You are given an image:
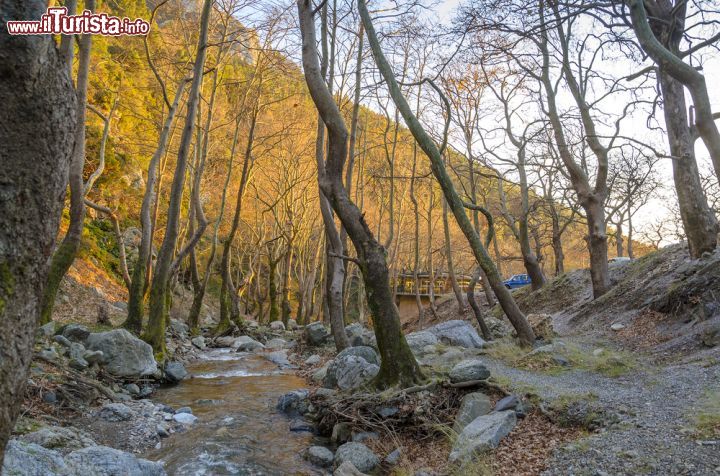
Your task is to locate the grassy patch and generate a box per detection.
[484,338,635,377]
[693,391,720,438]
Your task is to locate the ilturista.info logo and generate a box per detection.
[6,7,150,36]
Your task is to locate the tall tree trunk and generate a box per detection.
[659,71,718,257]
[615,221,624,257]
[550,210,565,275]
[443,196,465,310]
[0,3,76,461]
[144,0,212,357]
[40,1,93,324]
[299,0,423,386]
[125,83,186,334]
[467,268,492,340]
[217,109,256,332]
[358,0,535,345]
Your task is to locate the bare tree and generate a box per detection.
[144,0,213,356]
[298,0,424,386]
[358,0,535,345]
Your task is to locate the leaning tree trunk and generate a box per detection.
[299,0,423,387]
[144,0,212,357]
[659,71,718,257]
[0,1,77,462]
[358,0,535,345]
[40,1,93,325]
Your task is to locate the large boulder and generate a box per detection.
[333,442,379,473]
[324,355,379,391]
[20,427,96,454]
[425,320,485,348]
[85,329,157,378]
[2,440,69,475]
[449,359,491,383]
[453,393,492,433]
[305,322,330,346]
[2,440,166,476]
[336,346,379,366]
[65,445,166,475]
[404,331,439,355]
[214,336,237,348]
[449,411,517,463]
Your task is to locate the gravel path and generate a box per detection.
[481,348,720,475]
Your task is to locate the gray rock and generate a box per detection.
[425,320,485,348]
[234,336,265,352]
[38,322,56,339]
[61,324,90,343]
[494,394,519,412]
[305,354,321,365]
[83,350,104,365]
[405,330,439,355]
[334,442,380,473]
[277,389,310,417]
[172,413,198,425]
[68,357,88,371]
[333,461,369,476]
[65,445,166,475]
[288,319,300,330]
[270,320,286,331]
[68,342,86,361]
[453,392,492,433]
[175,406,192,414]
[289,419,314,433]
[124,384,140,396]
[2,440,69,475]
[305,446,334,468]
[264,350,292,368]
[610,323,626,331]
[351,432,378,443]
[191,336,206,350]
[449,359,491,383]
[344,323,366,343]
[305,322,330,346]
[85,329,157,378]
[156,424,170,438]
[53,335,72,348]
[20,427,96,454]
[169,319,189,337]
[325,355,379,390]
[314,388,337,399]
[379,407,399,418]
[312,362,330,383]
[266,338,287,350]
[449,411,517,463]
[42,391,57,404]
[98,403,135,422]
[164,362,188,383]
[38,349,60,363]
[385,448,402,466]
[215,336,236,348]
[336,346,379,366]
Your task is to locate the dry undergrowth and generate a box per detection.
[490,412,582,476]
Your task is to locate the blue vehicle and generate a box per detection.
[503,274,531,289]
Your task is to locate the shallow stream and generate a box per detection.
[146,348,318,475]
